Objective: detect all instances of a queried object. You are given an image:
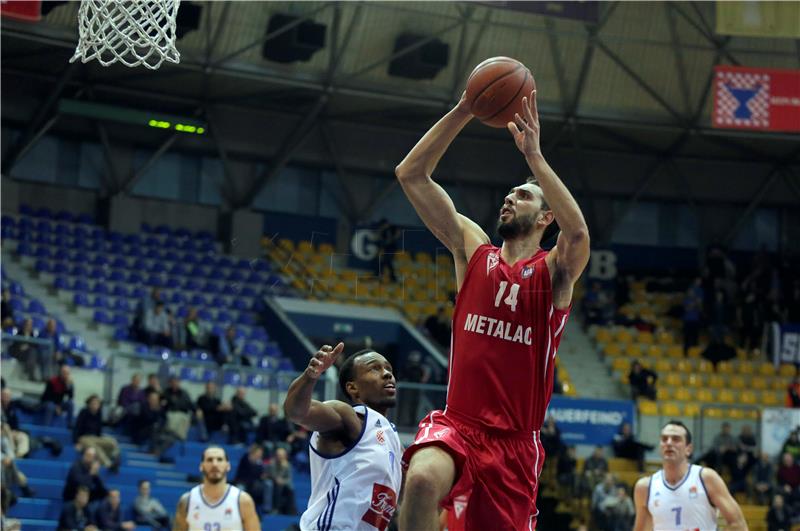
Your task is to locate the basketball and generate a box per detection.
[465,57,536,128]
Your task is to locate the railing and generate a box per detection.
[1,332,56,382]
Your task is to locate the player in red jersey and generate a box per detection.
[395,90,590,530]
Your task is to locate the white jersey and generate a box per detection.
[186,484,243,531]
[648,465,718,531]
[300,404,403,531]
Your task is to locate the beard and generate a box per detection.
[497,214,535,240]
[204,472,225,484]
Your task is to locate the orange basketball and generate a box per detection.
[465,57,535,128]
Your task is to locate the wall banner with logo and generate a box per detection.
[713,65,800,132]
[761,408,800,458]
[771,322,800,365]
[547,396,635,446]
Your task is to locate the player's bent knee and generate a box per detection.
[405,447,455,502]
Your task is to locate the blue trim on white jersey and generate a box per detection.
[316,477,341,531]
[697,467,716,508]
[200,485,232,508]
[309,404,368,459]
[661,465,692,491]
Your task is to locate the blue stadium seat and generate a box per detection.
[171,292,187,304]
[89,355,107,370]
[55,210,75,222]
[191,295,208,307]
[34,259,50,273]
[109,270,127,283]
[232,298,250,312]
[15,242,32,256]
[35,219,52,232]
[70,336,88,352]
[92,282,110,295]
[249,328,268,342]
[112,313,130,327]
[1,214,16,227]
[127,271,144,284]
[51,261,68,275]
[113,299,131,312]
[113,327,129,341]
[237,313,255,326]
[70,264,89,277]
[93,310,112,325]
[240,286,257,298]
[223,371,242,386]
[169,263,189,276]
[53,276,68,290]
[111,285,130,298]
[184,279,202,291]
[73,293,90,307]
[27,299,46,314]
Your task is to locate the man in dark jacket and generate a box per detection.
[163,377,205,441]
[62,447,108,502]
[256,403,291,448]
[234,444,273,514]
[93,489,135,531]
[73,395,120,470]
[58,485,96,531]
[627,360,657,401]
[41,365,74,426]
[132,391,176,457]
[229,387,257,444]
[196,381,231,438]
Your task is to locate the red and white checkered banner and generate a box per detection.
[713,65,800,133]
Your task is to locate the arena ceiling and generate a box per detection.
[2,1,800,242]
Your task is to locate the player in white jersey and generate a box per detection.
[633,420,747,531]
[285,342,403,531]
[174,446,260,531]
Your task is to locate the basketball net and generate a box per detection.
[70,0,181,70]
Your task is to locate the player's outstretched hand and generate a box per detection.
[305,342,344,380]
[507,89,541,159]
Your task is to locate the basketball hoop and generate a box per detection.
[70,0,181,70]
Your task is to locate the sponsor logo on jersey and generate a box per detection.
[463,313,533,345]
[487,252,499,275]
[453,495,468,519]
[361,483,397,531]
[689,485,698,498]
[224,507,232,519]
[433,427,450,439]
[375,419,382,427]
[522,265,534,278]
[376,429,385,444]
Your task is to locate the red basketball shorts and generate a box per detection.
[402,409,544,530]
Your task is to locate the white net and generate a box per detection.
[70,0,181,70]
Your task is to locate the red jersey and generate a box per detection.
[446,244,570,433]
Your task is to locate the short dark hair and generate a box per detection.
[201,445,228,462]
[137,479,149,488]
[663,420,692,445]
[338,349,375,401]
[525,176,559,242]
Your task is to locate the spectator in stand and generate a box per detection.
[583,445,610,493]
[41,365,74,427]
[628,361,657,401]
[38,318,64,376]
[738,287,765,357]
[397,350,429,426]
[702,289,736,368]
[143,302,172,348]
[541,415,565,459]
[1,423,35,497]
[584,282,612,325]
[234,444,273,514]
[230,387,257,444]
[683,278,703,355]
[591,472,617,530]
[57,485,97,531]
[269,447,296,515]
[73,395,120,471]
[605,486,635,531]
[777,452,800,491]
[728,452,750,496]
[133,288,162,342]
[557,445,578,496]
[1,390,28,458]
[737,424,758,467]
[286,425,310,469]
[143,373,163,402]
[376,218,400,283]
[612,422,652,472]
[133,480,170,531]
[175,307,206,350]
[214,325,248,366]
[1,485,22,531]
[786,377,800,408]
[787,280,800,323]
[164,377,205,442]
[781,429,800,461]
[93,489,135,531]
[112,373,144,427]
[767,493,791,531]
[196,382,231,439]
[256,403,291,450]
[132,390,177,458]
[697,422,737,473]
[9,318,46,381]
[62,446,108,502]
[753,452,775,505]
[1,289,14,329]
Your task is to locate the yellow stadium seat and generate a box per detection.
[707,374,725,388]
[685,373,703,387]
[739,362,754,375]
[697,360,714,373]
[762,391,780,406]
[750,377,767,390]
[318,243,334,255]
[687,346,702,359]
[665,345,683,359]
[727,408,745,419]
[729,376,746,389]
[736,348,748,361]
[415,252,432,263]
[657,331,675,345]
[759,363,777,377]
[665,373,683,386]
[594,327,612,343]
[648,345,664,358]
[626,344,643,357]
[639,332,654,345]
[779,363,797,377]
[639,400,658,415]
[661,402,682,417]
[717,389,736,404]
[705,408,725,419]
[612,358,631,372]
[696,388,715,402]
[740,390,758,405]
[673,387,693,401]
[656,388,672,401]
[684,403,701,417]
[616,329,634,345]
[297,240,314,254]
[655,359,672,373]
[675,360,691,373]
[278,238,294,251]
[717,361,734,374]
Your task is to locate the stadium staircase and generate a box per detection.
[556,319,624,400]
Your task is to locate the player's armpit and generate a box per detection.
[295,399,362,439]
[632,477,653,531]
[551,229,590,283]
[239,491,261,530]
[701,468,749,530]
[172,493,189,531]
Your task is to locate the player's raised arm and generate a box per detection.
[701,468,749,530]
[284,343,360,434]
[509,91,590,286]
[632,477,653,531]
[395,95,488,259]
